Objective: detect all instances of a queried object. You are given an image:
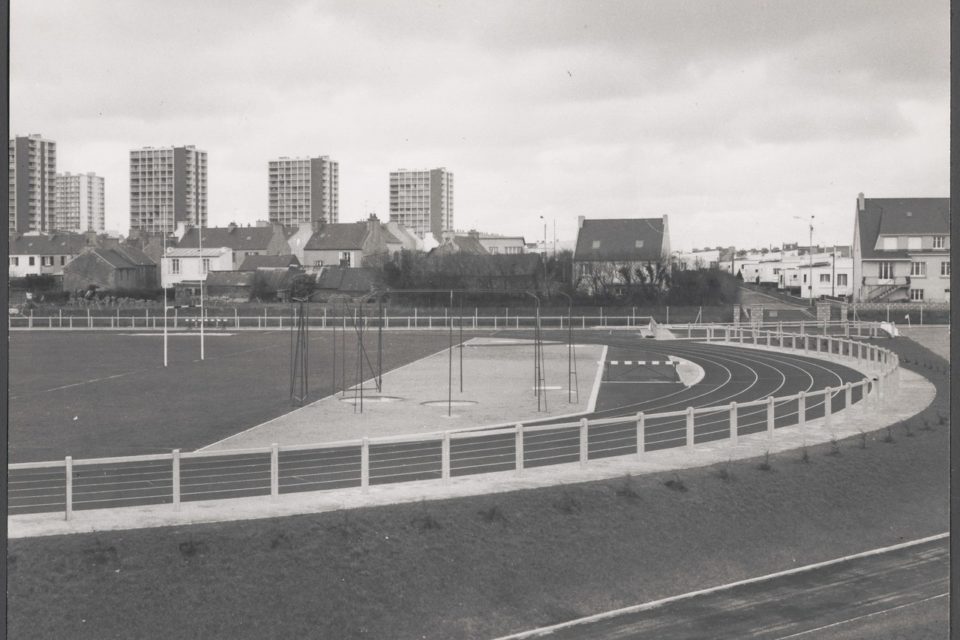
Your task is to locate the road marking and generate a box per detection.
[773,592,948,639]
[490,533,948,640]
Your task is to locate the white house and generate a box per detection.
[160,247,234,288]
[795,256,853,299]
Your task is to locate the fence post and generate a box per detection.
[845,382,852,411]
[730,401,738,444]
[579,418,589,467]
[636,412,645,458]
[172,449,181,509]
[686,407,695,448]
[877,374,885,404]
[766,330,771,346]
[65,456,73,521]
[515,424,524,475]
[804,335,809,354]
[815,335,820,353]
[823,387,832,430]
[361,438,370,490]
[766,396,775,438]
[442,432,451,481]
[798,391,806,429]
[271,443,279,497]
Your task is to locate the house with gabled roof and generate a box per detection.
[572,215,671,296]
[302,214,392,271]
[176,223,292,270]
[431,230,490,256]
[852,193,950,303]
[238,254,301,271]
[62,245,158,292]
[9,232,91,277]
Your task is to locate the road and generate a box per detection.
[495,535,948,640]
[9,333,868,514]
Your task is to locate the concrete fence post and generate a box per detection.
[766,330,771,346]
[516,424,525,474]
[442,432,451,481]
[636,412,645,458]
[361,438,370,490]
[172,449,181,509]
[823,387,832,430]
[739,327,744,343]
[730,402,738,444]
[877,374,885,404]
[845,382,852,412]
[65,456,73,521]
[579,418,589,467]
[815,335,821,353]
[270,443,279,497]
[798,391,806,430]
[804,335,809,354]
[686,408,695,449]
[766,396,775,438]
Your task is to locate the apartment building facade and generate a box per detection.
[129,145,207,233]
[389,168,454,240]
[9,134,57,233]
[268,156,339,226]
[54,172,105,233]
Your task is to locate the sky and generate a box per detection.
[11,0,949,251]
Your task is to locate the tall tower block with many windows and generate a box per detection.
[268,156,339,226]
[389,168,453,240]
[9,134,57,233]
[129,145,207,233]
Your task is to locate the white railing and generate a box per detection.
[9,327,899,521]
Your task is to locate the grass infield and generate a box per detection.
[6,334,949,639]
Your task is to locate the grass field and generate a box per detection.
[6,334,949,639]
[9,330,462,462]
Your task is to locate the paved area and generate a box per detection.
[202,339,604,450]
[8,352,933,537]
[493,535,948,639]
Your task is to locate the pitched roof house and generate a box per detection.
[62,245,158,293]
[177,223,292,269]
[238,254,301,271]
[9,232,91,277]
[852,193,950,303]
[302,215,392,270]
[572,216,671,294]
[431,231,490,256]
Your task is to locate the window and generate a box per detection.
[819,274,830,283]
[909,289,924,301]
[910,262,926,277]
[942,262,950,276]
[170,259,180,274]
[907,236,921,250]
[490,247,499,254]
[60,256,66,265]
[882,237,897,250]
[933,236,945,249]
[879,261,894,279]
[635,240,644,248]
[29,257,35,266]
[202,258,210,275]
[339,251,352,267]
[837,273,848,287]
[592,240,601,249]
[10,257,18,266]
[803,274,807,283]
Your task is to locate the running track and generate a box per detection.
[9,333,870,515]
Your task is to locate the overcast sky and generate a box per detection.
[11,0,949,250]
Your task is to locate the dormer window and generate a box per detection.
[907,237,921,250]
[635,240,644,248]
[881,237,897,250]
[592,240,600,249]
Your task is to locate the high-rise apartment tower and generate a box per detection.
[129,145,207,233]
[54,172,105,233]
[389,168,454,240]
[268,156,339,226]
[9,134,57,233]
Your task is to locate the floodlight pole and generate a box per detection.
[448,290,454,417]
[199,221,205,360]
[162,204,168,367]
[459,293,464,393]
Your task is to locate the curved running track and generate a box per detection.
[9,333,870,515]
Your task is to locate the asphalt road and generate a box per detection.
[498,535,948,640]
[9,333,869,514]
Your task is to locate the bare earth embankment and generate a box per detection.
[7,333,949,639]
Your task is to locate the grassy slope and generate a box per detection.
[7,336,949,639]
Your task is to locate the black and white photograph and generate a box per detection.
[6,1,951,638]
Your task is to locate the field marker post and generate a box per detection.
[270,443,279,497]
[636,412,645,457]
[235,308,239,329]
[766,396,775,438]
[172,449,181,509]
[579,418,589,466]
[87,308,91,328]
[59,309,62,327]
[798,391,806,430]
[442,432,451,481]
[823,387,832,430]
[515,424,524,475]
[730,402,738,444]
[685,408,695,448]
[687,323,691,338]
[361,438,370,490]
[65,456,73,520]
[474,307,478,329]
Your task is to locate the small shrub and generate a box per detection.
[715,463,734,482]
[903,422,914,437]
[800,446,811,464]
[615,474,641,499]
[858,430,867,449]
[937,413,946,426]
[412,501,443,530]
[84,541,119,568]
[883,426,895,444]
[554,490,581,514]
[757,451,773,471]
[477,505,508,525]
[178,539,206,559]
[827,437,841,456]
[663,474,688,492]
[269,532,292,550]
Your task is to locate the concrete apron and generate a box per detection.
[8,343,935,539]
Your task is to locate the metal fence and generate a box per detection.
[9,327,899,520]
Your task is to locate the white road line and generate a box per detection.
[773,592,948,639]
[490,533,948,640]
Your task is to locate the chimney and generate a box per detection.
[857,192,865,212]
[467,229,480,239]
[367,213,379,234]
[577,215,586,229]
[311,217,325,234]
